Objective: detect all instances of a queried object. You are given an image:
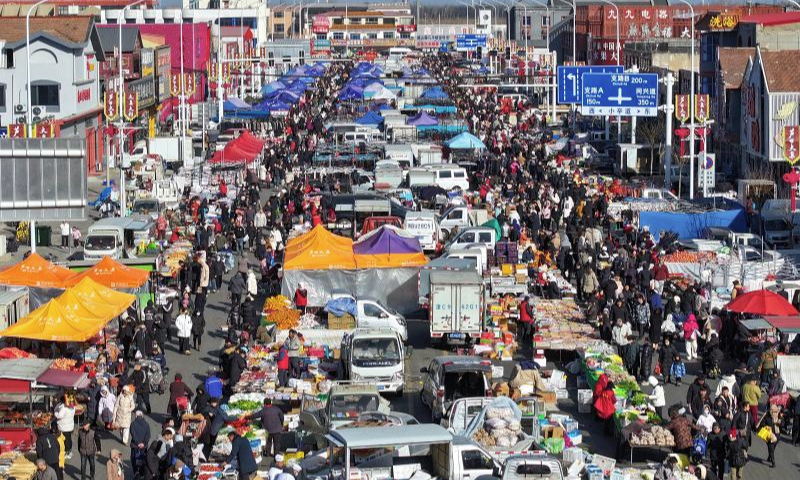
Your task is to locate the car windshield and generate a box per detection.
[764,220,788,231]
[133,201,158,213]
[352,338,401,367]
[85,235,116,251]
[329,394,379,418]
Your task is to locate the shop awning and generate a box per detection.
[0,253,77,288]
[0,359,53,382]
[740,318,773,331]
[764,316,800,334]
[64,256,149,289]
[36,368,90,389]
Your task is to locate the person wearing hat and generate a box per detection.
[130,411,151,477]
[114,385,136,446]
[107,449,124,480]
[647,376,666,420]
[222,431,257,480]
[267,455,285,480]
[726,428,748,480]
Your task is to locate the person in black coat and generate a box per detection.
[144,439,163,480]
[638,337,654,382]
[130,364,151,414]
[659,338,678,384]
[130,411,150,479]
[35,427,60,470]
[229,348,248,390]
[732,404,753,447]
[192,386,210,416]
[707,422,726,480]
[191,311,205,350]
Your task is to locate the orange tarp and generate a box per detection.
[284,227,356,270]
[0,253,76,288]
[354,252,429,269]
[63,256,149,289]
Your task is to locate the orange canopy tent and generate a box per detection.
[285,225,353,253]
[0,253,76,288]
[63,256,149,289]
[0,277,136,342]
[284,227,356,270]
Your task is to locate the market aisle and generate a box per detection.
[63,274,235,480]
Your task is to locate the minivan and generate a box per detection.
[426,165,470,191]
[446,227,496,251]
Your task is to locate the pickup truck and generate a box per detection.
[500,455,564,480]
[438,205,489,238]
[299,382,391,434]
[311,424,503,480]
[329,293,408,342]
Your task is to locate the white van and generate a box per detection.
[445,249,484,275]
[446,227,497,251]
[447,243,489,270]
[341,328,405,394]
[426,164,470,191]
[404,211,441,252]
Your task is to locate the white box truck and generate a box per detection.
[0,290,30,329]
[429,270,484,346]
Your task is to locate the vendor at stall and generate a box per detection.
[222,431,258,480]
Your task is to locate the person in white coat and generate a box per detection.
[53,399,75,458]
[648,376,666,420]
[175,308,193,355]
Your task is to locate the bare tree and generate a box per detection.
[636,112,666,176]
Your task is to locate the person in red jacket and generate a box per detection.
[518,296,534,344]
[594,381,618,434]
[275,344,289,387]
[294,284,308,314]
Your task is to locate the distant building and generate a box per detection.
[312,7,416,51]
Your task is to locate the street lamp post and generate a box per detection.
[678,0,696,199]
[25,0,49,253]
[118,0,147,218]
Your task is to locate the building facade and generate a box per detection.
[312,8,416,51]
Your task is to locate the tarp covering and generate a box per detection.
[0,253,76,288]
[283,227,356,270]
[285,225,353,252]
[482,218,502,240]
[0,277,135,342]
[282,267,420,315]
[371,87,397,101]
[421,86,449,100]
[260,81,286,95]
[64,256,149,289]
[353,227,427,268]
[355,111,384,126]
[446,132,486,150]
[209,129,267,164]
[638,202,747,240]
[223,98,251,110]
[765,316,800,333]
[324,296,357,317]
[407,111,439,126]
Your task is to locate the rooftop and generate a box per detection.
[97,26,140,54]
[740,11,800,27]
[760,49,800,93]
[0,15,94,45]
[718,47,754,90]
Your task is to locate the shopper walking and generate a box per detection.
[77,422,100,480]
[53,397,75,458]
[175,308,193,355]
[114,386,136,446]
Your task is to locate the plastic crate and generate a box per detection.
[590,454,617,474]
[578,402,592,413]
[563,447,584,466]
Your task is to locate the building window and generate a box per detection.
[350,33,360,40]
[333,32,344,40]
[0,84,5,109]
[400,33,411,39]
[366,17,378,24]
[275,12,284,18]
[384,31,394,39]
[275,24,285,33]
[367,33,378,39]
[4,50,12,68]
[542,16,550,26]
[31,83,59,107]
[144,17,155,24]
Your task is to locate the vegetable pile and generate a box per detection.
[472,406,524,448]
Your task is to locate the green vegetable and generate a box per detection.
[228,400,262,411]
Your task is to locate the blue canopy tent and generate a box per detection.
[338,86,364,101]
[421,86,449,100]
[275,90,301,104]
[409,104,458,114]
[371,103,392,111]
[256,98,291,112]
[407,111,438,126]
[355,111,384,126]
[224,98,251,110]
[260,81,286,96]
[446,132,486,150]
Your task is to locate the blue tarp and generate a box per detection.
[446,132,486,150]
[408,104,457,114]
[223,99,251,111]
[260,81,286,95]
[255,98,291,111]
[638,200,747,239]
[324,297,357,317]
[355,111,383,126]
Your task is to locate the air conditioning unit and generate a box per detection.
[32,106,45,116]
[14,104,25,113]
[32,116,42,123]
[16,117,25,124]
[479,10,492,25]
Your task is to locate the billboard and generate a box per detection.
[0,138,87,221]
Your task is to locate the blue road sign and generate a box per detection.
[456,34,488,51]
[556,65,623,104]
[581,72,659,117]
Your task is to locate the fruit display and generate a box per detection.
[662,251,716,264]
[161,245,191,277]
[51,358,77,371]
[269,308,301,330]
[534,299,599,351]
[264,295,291,312]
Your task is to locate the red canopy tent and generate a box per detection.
[209,130,266,164]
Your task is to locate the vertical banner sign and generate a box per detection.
[183,72,196,96]
[260,46,266,60]
[9,124,26,138]
[104,91,119,121]
[695,94,710,122]
[208,62,218,79]
[170,73,181,96]
[675,94,690,123]
[784,126,800,165]
[222,62,231,81]
[233,52,241,69]
[124,90,138,121]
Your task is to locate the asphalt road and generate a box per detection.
[1,175,799,479]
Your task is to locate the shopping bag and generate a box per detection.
[757,426,775,443]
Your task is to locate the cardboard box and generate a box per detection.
[328,313,355,329]
[542,425,564,439]
[537,389,557,406]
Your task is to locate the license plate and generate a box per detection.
[450,333,464,339]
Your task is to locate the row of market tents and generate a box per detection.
[0,254,144,342]
[221,62,328,119]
